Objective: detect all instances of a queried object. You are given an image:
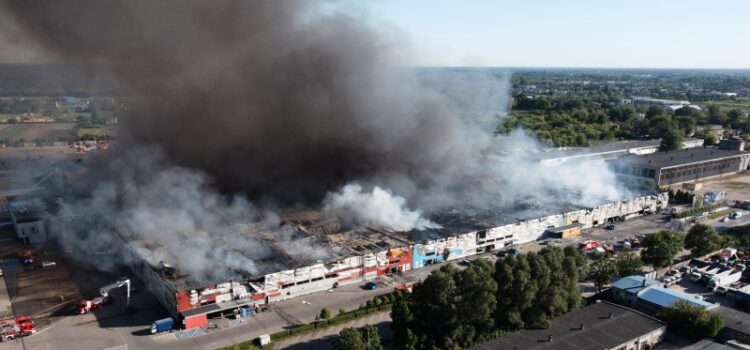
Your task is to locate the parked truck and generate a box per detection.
[151,317,174,334]
[707,269,743,291]
[0,315,36,342]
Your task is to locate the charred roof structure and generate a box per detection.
[120,193,668,330]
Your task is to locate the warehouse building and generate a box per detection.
[126,193,668,329]
[612,148,750,187]
[538,138,703,166]
[469,301,666,350]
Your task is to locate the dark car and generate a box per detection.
[605,224,616,230]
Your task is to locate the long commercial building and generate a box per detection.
[125,193,668,329]
[612,148,750,187]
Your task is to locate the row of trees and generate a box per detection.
[390,246,588,349]
[502,93,749,148]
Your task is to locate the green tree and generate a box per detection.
[657,300,724,339]
[590,255,617,293]
[615,249,643,276]
[641,230,685,268]
[646,105,664,119]
[410,265,459,349]
[390,292,415,348]
[332,327,366,350]
[320,308,331,320]
[453,259,497,346]
[361,325,384,350]
[703,133,717,147]
[659,128,684,151]
[684,224,721,257]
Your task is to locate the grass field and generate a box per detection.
[75,126,117,138]
[704,99,750,114]
[0,123,76,143]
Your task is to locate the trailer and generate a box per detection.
[150,317,174,334]
[0,315,36,342]
[707,269,743,291]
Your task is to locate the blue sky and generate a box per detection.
[361,0,750,68]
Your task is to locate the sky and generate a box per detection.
[364,0,750,69]
[1,1,749,69]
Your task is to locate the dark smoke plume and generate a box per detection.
[1,2,628,281]
[1,1,482,203]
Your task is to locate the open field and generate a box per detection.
[0,123,77,143]
[704,99,750,114]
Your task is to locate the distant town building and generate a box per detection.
[469,301,666,350]
[629,96,691,106]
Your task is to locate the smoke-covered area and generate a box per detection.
[55,149,336,283]
[323,184,441,232]
[1,1,631,281]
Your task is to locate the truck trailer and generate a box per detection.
[707,269,743,291]
[151,317,174,334]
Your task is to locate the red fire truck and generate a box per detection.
[0,315,37,342]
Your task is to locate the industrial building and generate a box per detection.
[123,193,668,329]
[538,138,703,166]
[610,275,717,315]
[612,148,750,187]
[6,198,48,244]
[469,301,666,350]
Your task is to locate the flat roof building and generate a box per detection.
[469,301,665,350]
[612,148,750,187]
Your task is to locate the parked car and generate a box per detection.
[364,282,378,290]
[605,224,616,230]
[42,261,56,268]
[507,248,520,257]
[459,259,471,266]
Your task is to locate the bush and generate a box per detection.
[320,308,331,320]
[657,300,724,339]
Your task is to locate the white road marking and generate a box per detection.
[102,345,127,350]
[152,332,178,344]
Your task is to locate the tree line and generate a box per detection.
[388,246,588,350]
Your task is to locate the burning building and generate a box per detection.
[121,193,668,329]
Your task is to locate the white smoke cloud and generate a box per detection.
[323,184,442,231]
[55,149,332,284]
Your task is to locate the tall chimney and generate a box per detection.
[580,322,585,330]
[547,334,553,342]
[608,312,614,319]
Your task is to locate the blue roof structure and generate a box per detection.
[638,287,717,309]
[612,275,660,294]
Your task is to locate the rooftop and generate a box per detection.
[618,147,747,169]
[612,275,660,294]
[713,306,750,335]
[638,287,717,309]
[469,301,665,350]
